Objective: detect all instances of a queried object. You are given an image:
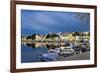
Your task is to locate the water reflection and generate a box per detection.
[21,42,90,63]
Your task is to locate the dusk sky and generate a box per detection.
[21,10,90,36]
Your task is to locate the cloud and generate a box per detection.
[21,10,90,35]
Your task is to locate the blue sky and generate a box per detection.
[21,10,90,36]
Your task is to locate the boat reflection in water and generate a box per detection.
[21,42,90,63]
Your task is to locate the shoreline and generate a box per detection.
[58,51,90,61]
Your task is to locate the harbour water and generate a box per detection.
[21,42,90,63]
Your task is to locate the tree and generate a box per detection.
[26,35,32,39]
[31,34,36,40]
[46,34,51,39]
[72,32,80,36]
[87,32,90,36]
[21,36,23,38]
[52,34,59,37]
[46,33,59,39]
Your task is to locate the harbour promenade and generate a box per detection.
[58,51,90,61]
